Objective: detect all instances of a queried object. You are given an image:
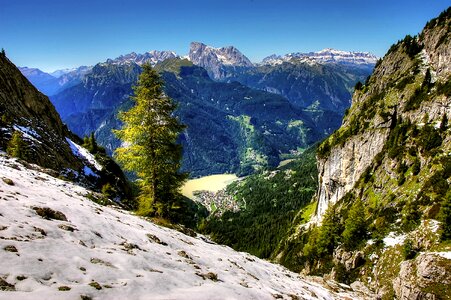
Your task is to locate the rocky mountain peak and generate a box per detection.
[106,50,178,66]
[188,42,254,80]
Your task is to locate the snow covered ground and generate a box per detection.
[0,155,365,299]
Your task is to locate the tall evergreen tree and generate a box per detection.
[342,199,367,249]
[114,64,186,216]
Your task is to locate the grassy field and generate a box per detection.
[181,174,238,199]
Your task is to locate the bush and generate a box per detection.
[418,125,442,152]
[412,158,421,175]
[354,81,363,91]
[402,239,418,260]
[401,200,421,231]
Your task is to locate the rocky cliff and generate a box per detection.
[303,8,451,299]
[315,9,451,222]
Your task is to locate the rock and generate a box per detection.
[333,247,366,272]
[393,253,451,299]
[32,206,67,221]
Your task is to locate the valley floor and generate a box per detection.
[0,155,367,300]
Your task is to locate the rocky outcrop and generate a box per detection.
[315,129,389,221]
[393,253,451,299]
[333,248,366,273]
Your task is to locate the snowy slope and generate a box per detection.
[0,155,365,299]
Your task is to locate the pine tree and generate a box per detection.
[315,205,341,256]
[7,131,27,159]
[342,199,367,249]
[114,64,186,216]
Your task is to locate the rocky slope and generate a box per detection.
[0,154,367,300]
[315,9,450,222]
[0,53,130,201]
[1,55,83,171]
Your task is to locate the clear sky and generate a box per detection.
[1,0,449,72]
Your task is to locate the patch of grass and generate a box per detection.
[301,201,317,223]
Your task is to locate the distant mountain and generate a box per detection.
[20,66,91,96]
[189,42,254,80]
[18,67,61,96]
[225,59,373,113]
[261,48,378,70]
[188,43,375,113]
[106,50,178,66]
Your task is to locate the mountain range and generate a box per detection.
[20,43,375,176]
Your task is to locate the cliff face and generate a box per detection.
[314,9,451,222]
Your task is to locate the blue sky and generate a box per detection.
[1,0,449,72]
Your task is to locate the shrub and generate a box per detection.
[402,239,418,260]
[401,201,421,231]
[412,158,421,175]
[440,113,448,131]
[354,81,363,91]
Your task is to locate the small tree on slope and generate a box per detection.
[114,64,186,217]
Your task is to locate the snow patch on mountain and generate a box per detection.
[261,49,378,66]
[65,138,102,171]
[0,155,365,299]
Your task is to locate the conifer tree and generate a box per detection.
[7,131,26,159]
[114,64,186,216]
[342,199,367,249]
